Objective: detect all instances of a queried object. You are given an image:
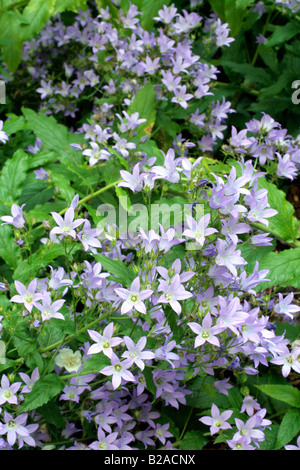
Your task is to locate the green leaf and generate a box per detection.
[94,254,136,287]
[20,0,56,41]
[275,322,300,343]
[180,431,208,450]
[275,408,300,450]
[2,114,26,135]
[220,60,272,85]
[12,244,67,284]
[26,151,57,170]
[51,173,76,204]
[258,178,300,244]
[21,107,83,168]
[255,248,300,291]
[0,358,15,374]
[259,71,295,100]
[12,333,36,357]
[0,149,28,203]
[19,179,54,212]
[19,374,64,413]
[0,11,24,72]
[143,366,157,395]
[140,0,171,30]
[208,0,225,19]
[255,384,300,408]
[258,425,280,450]
[53,0,89,14]
[259,46,279,74]
[209,0,255,37]
[128,82,157,138]
[240,240,275,275]
[80,353,110,374]
[38,401,65,429]
[266,23,300,48]
[37,322,65,350]
[0,224,22,269]
[235,0,255,8]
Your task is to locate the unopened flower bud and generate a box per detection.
[42,220,51,230]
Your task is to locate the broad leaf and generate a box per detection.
[0,11,25,72]
[20,0,56,41]
[257,178,299,244]
[19,374,64,412]
[255,384,300,408]
[255,248,300,291]
[80,353,110,374]
[0,149,28,202]
[12,244,67,284]
[180,431,208,450]
[266,23,300,48]
[95,254,136,287]
[21,107,84,168]
[275,408,300,450]
[128,82,157,138]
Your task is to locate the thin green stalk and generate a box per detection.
[39,312,109,354]
[35,179,121,231]
[250,221,300,248]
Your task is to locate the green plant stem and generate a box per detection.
[35,179,121,231]
[250,222,300,248]
[39,312,109,354]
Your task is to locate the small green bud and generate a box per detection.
[240,386,250,397]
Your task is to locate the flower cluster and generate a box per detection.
[223,113,300,182]
[4,2,236,159]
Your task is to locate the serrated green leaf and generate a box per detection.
[80,353,110,374]
[12,244,67,284]
[266,23,300,48]
[20,0,56,41]
[259,71,295,100]
[53,0,89,14]
[240,240,275,275]
[19,180,54,212]
[275,408,300,450]
[255,384,300,408]
[94,254,136,287]
[0,224,22,269]
[0,11,23,72]
[12,333,36,357]
[255,248,300,291]
[37,322,65,350]
[259,425,280,450]
[19,374,64,412]
[2,114,26,135]
[258,178,300,244]
[180,431,208,450]
[26,151,57,170]
[21,108,83,168]
[220,60,272,85]
[52,173,76,204]
[140,0,171,30]
[128,82,157,138]
[143,366,157,395]
[38,401,65,429]
[0,149,28,203]
[0,359,15,374]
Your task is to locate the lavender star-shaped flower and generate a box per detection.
[50,206,85,240]
[114,277,153,315]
